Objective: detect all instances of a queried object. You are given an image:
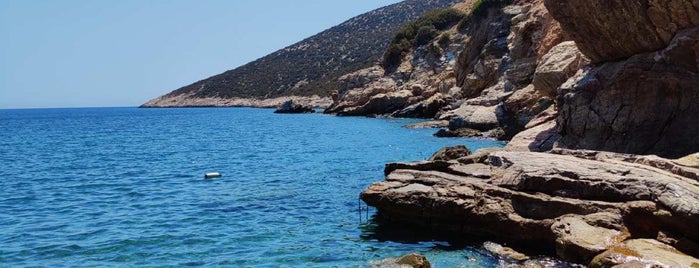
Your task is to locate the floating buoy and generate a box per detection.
[204,172,222,179]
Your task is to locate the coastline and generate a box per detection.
[140,93,333,109]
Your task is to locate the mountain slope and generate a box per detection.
[143,0,460,107]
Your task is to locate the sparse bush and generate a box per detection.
[457,0,514,31]
[382,8,465,68]
[438,33,451,47]
[427,43,442,57]
[414,25,438,46]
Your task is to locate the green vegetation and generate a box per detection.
[161,0,460,100]
[382,8,465,67]
[458,0,514,30]
[438,33,451,47]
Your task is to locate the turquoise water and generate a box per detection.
[0,107,506,267]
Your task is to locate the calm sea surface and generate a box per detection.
[0,107,507,267]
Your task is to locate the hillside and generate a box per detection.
[142,0,460,107]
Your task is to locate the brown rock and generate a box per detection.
[428,145,472,161]
[556,27,699,158]
[371,253,432,268]
[396,253,431,268]
[403,120,449,129]
[590,239,699,268]
[339,90,413,116]
[505,116,559,152]
[442,104,502,131]
[483,241,530,261]
[676,153,699,168]
[544,0,699,63]
[551,216,629,263]
[532,41,589,98]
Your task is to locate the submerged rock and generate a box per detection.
[483,241,530,262]
[371,253,431,268]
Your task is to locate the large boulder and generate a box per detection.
[338,89,413,116]
[440,104,502,131]
[428,145,472,161]
[392,93,452,119]
[551,216,629,263]
[532,41,589,98]
[371,253,431,268]
[556,28,699,158]
[544,0,699,63]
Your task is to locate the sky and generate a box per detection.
[0,0,402,109]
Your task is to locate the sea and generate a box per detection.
[0,107,509,267]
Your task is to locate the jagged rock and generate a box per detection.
[457,6,518,97]
[590,239,699,268]
[505,58,538,89]
[434,128,481,138]
[532,41,588,98]
[508,0,569,63]
[337,66,386,93]
[274,100,315,114]
[393,93,451,118]
[556,27,699,158]
[338,89,413,116]
[361,149,699,264]
[501,84,553,137]
[403,120,449,129]
[441,104,502,131]
[371,253,431,268]
[483,241,530,262]
[505,116,559,152]
[429,145,471,161]
[551,216,629,263]
[545,0,699,63]
[325,77,396,114]
[456,147,503,165]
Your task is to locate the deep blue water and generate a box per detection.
[0,107,507,267]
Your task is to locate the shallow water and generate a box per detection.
[0,107,507,267]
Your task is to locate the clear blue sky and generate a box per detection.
[0,0,402,109]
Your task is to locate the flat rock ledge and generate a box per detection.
[360,149,699,267]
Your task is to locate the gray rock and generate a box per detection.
[274,100,315,114]
[556,27,699,158]
[532,41,589,98]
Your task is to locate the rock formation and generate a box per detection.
[546,0,699,158]
[326,0,568,141]
[361,149,699,266]
[274,100,315,114]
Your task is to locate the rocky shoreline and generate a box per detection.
[140,93,332,109]
[362,147,699,267]
[357,0,699,266]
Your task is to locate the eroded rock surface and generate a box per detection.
[545,0,699,63]
[556,27,699,158]
[361,149,699,265]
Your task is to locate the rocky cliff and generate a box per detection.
[325,0,576,139]
[548,0,699,158]
[142,0,460,108]
[360,0,699,266]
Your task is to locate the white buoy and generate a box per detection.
[204,172,222,179]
